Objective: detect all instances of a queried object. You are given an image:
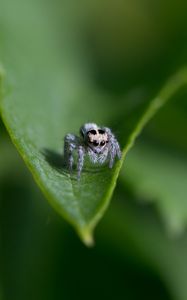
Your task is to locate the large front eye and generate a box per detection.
[93,140,99,146]
[100,141,105,146]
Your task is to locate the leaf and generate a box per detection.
[1,0,187,245]
[122,142,187,235]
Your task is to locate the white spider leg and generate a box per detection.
[115,139,122,159]
[108,136,121,168]
[64,134,77,172]
[77,145,85,179]
[108,144,116,168]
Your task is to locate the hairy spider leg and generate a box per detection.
[77,145,85,179]
[116,139,122,159]
[108,136,121,168]
[64,134,77,172]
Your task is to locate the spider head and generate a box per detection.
[80,123,109,154]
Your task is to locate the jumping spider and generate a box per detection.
[64,123,121,179]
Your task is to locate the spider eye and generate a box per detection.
[100,141,105,146]
[88,130,97,135]
[93,140,99,146]
[98,129,105,134]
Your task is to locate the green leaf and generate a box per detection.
[122,142,187,235]
[1,0,187,245]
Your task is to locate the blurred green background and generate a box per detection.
[1,0,187,299]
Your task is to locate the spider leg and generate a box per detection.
[108,146,116,168]
[64,134,77,172]
[115,140,122,159]
[77,145,85,179]
[108,138,121,168]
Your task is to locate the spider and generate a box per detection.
[63,123,121,179]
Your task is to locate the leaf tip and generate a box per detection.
[78,228,95,247]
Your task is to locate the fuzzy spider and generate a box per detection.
[63,123,121,179]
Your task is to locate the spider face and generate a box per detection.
[86,128,109,154]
